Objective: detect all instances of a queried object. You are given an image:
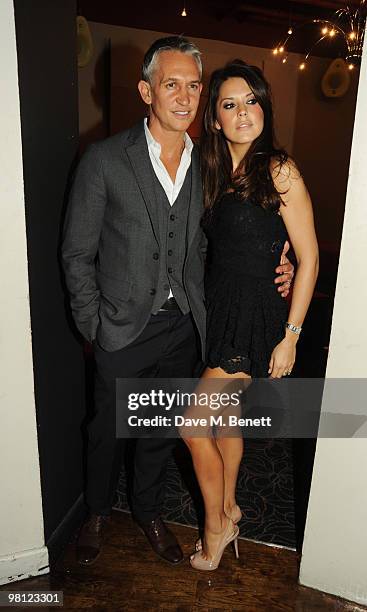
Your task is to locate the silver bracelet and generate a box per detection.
[285,322,302,335]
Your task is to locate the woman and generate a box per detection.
[181,60,319,570]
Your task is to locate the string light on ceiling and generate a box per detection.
[272,0,366,71]
[181,3,187,17]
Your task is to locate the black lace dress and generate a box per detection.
[204,191,289,377]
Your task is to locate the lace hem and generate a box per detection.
[207,353,252,375]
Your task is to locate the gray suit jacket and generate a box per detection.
[62,121,206,356]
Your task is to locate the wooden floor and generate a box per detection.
[2,511,366,611]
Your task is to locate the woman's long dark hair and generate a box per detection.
[201,60,288,212]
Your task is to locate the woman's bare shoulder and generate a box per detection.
[270,156,302,188]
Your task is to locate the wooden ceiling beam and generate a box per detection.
[288,0,360,9]
[234,3,320,23]
[226,0,362,26]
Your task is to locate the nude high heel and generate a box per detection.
[190,518,239,571]
[229,504,242,525]
[195,504,242,552]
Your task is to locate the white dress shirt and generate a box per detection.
[144,117,193,206]
[144,118,194,299]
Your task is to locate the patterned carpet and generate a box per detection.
[113,438,295,549]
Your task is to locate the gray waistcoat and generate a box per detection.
[151,164,192,314]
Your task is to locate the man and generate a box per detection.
[62,36,293,566]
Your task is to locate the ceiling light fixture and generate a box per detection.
[272,0,366,71]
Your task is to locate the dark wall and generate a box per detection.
[292,58,359,247]
[14,0,86,549]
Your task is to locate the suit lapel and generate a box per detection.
[186,146,204,252]
[125,122,160,242]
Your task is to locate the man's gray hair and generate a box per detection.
[142,36,202,84]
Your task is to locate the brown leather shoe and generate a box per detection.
[138,516,183,565]
[76,514,110,566]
